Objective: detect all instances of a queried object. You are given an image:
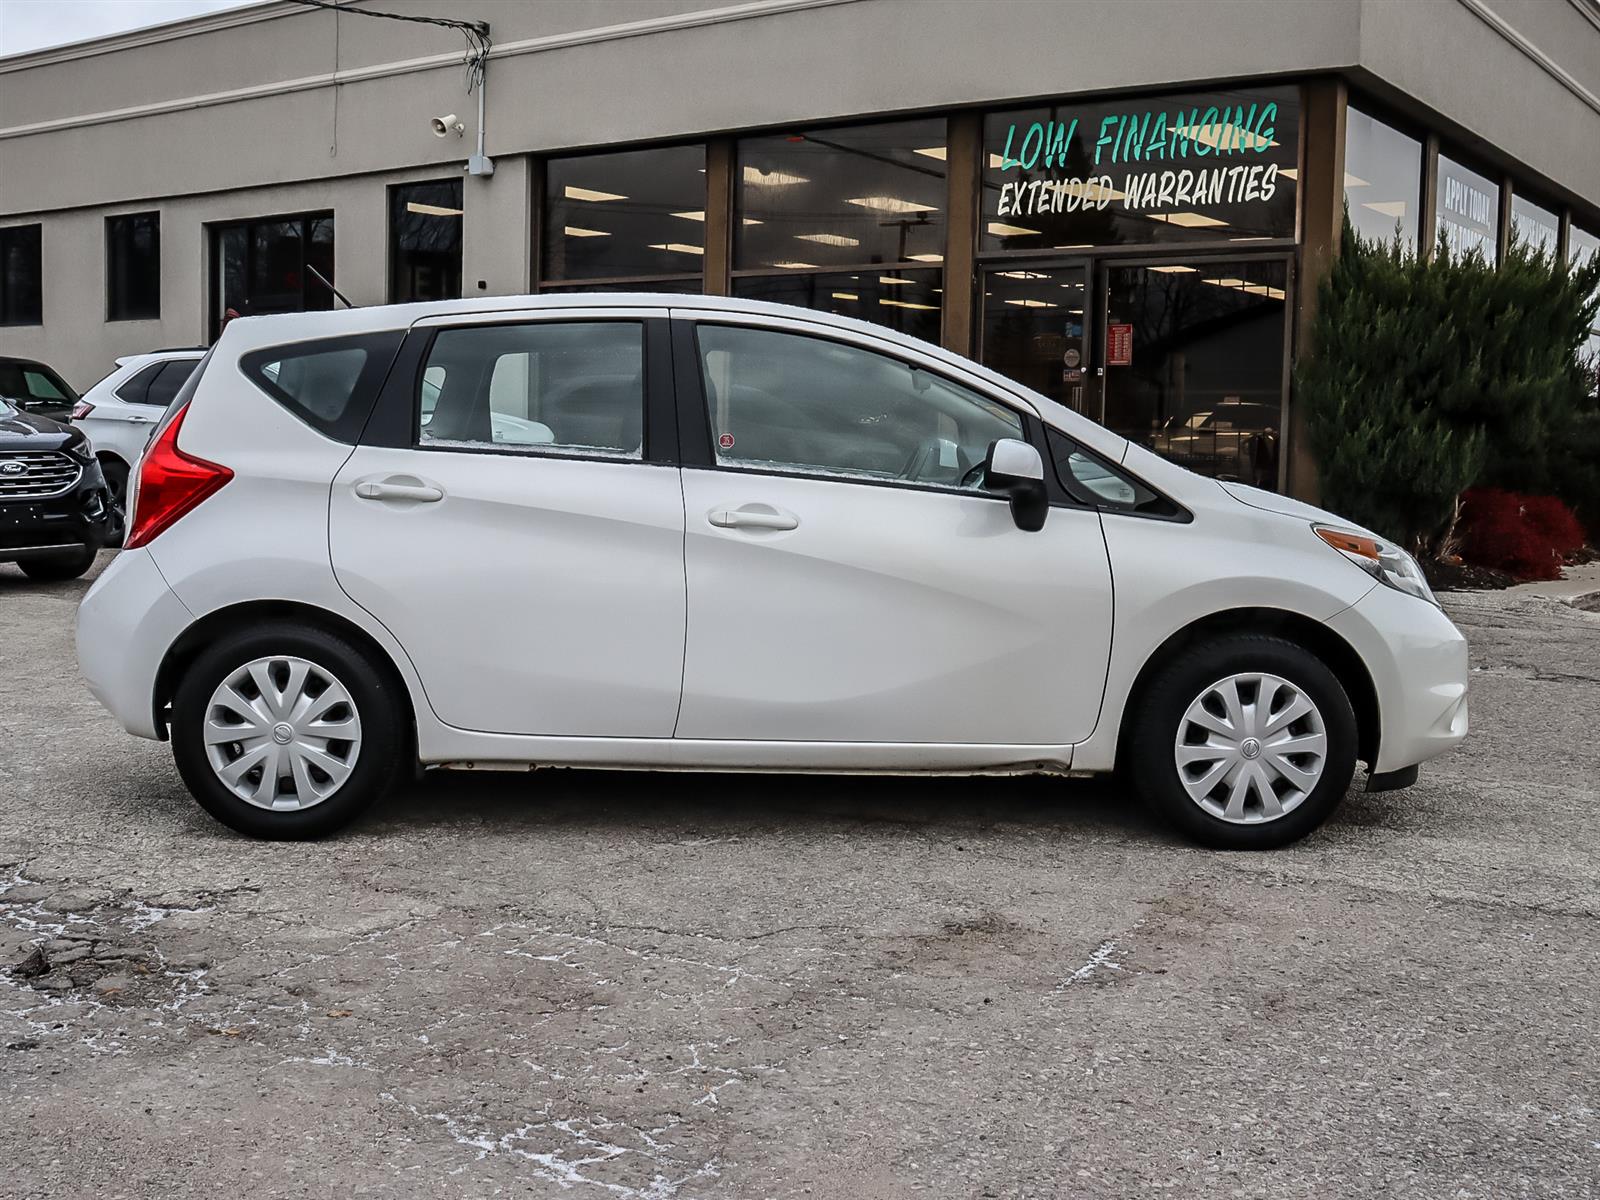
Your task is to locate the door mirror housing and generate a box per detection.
[982,437,1048,532]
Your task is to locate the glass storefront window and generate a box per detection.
[212,212,334,337]
[732,269,942,343]
[736,118,947,270]
[1510,192,1560,256]
[542,144,706,284]
[389,179,463,303]
[981,86,1298,253]
[1101,259,1288,488]
[981,264,1091,415]
[1436,154,1499,261]
[1343,107,1421,251]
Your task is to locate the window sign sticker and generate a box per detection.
[1063,348,1081,367]
[1106,322,1134,367]
[718,432,736,450]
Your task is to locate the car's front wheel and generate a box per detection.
[1128,635,1358,849]
[171,623,406,838]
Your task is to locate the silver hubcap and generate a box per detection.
[1174,672,1327,825]
[202,656,362,811]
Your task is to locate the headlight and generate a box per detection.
[1313,524,1438,607]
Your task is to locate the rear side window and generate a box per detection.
[115,362,165,405]
[417,321,644,459]
[146,360,199,408]
[241,332,403,442]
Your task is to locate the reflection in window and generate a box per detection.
[542,145,705,285]
[0,224,43,326]
[696,323,1019,487]
[1572,225,1600,395]
[1344,108,1421,251]
[980,265,1091,415]
[107,212,161,321]
[389,179,463,303]
[1509,193,1559,256]
[1101,260,1288,489]
[736,119,946,270]
[419,322,644,458]
[1436,154,1499,261]
[731,269,942,342]
[213,213,335,337]
[981,87,1299,252]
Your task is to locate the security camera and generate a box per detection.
[431,114,464,138]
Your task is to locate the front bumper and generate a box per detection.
[0,459,118,562]
[77,546,193,740]
[1325,585,1470,775]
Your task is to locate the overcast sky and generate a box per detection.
[0,0,264,57]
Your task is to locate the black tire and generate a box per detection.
[18,546,98,582]
[1127,634,1358,850]
[171,622,407,839]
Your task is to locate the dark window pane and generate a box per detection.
[982,87,1298,252]
[543,145,706,282]
[146,359,199,408]
[1344,108,1421,251]
[419,322,644,458]
[1436,154,1499,261]
[732,269,942,343]
[1101,259,1287,488]
[0,224,43,326]
[980,264,1091,415]
[211,213,335,337]
[115,362,165,404]
[390,180,462,303]
[695,323,1019,485]
[107,212,161,321]
[240,331,403,443]
[737,119,946,270]
[1509,193,1559,256]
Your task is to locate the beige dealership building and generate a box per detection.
[1,0,1598,497]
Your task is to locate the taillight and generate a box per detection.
[71,402,94,420]
[124,402,232,550]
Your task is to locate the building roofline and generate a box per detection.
[0,0,294,70]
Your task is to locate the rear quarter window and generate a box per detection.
[241,332,404,443]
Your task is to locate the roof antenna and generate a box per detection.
[307,264,356,309]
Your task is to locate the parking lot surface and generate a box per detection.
[3,556,1598,1199]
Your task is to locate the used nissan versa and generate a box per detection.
[75,296,1469,845]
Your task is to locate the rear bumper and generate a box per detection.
[0,460,117,561]
[1326,586,1469,774]
[76,547,192,740]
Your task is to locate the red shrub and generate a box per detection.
[1458,488,1582,582]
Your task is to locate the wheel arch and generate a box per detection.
[1116,607,1381,771]
[153,599,418,753]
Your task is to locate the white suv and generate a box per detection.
[76,296,1469,846]
[72,349,205,511]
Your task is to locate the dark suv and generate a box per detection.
[0,397,117,580]
[0,355,79,423]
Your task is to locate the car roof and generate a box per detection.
[112,348,208,369]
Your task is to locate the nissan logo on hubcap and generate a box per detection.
[272,722,295,745]
[1241,737,1262,760]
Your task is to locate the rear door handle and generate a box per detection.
[125,414,155,425]
[355,478,445,503]
[708,505,798,531]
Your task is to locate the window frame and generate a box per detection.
[390,312,678,466]
[106,211,162,322]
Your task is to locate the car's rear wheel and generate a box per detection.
[100,457,130,512]
[18,546,98,581]
[171,623,405,838]
[1128,635,1358,849]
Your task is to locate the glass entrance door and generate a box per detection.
[979,262,1093,416]
[1100,258,1289,489]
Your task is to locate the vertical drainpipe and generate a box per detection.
[1288,76,1348,504]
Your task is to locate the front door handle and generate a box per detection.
[355,477,445,503]
[708,505,798,531]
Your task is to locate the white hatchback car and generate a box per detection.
[76,295,1468,846]
[72,349,205,511]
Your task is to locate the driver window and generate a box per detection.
[696,324,1022,488]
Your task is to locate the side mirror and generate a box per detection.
[982,437,1048,532]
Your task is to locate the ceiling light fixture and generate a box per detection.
[564,226,609,238]
[406,202,464,217]
[846,196,938,214]
[648,242,704,255]
[564,186,627,202]
[913,147,948,161]
[743,166,808,187]
[771,260,817,270]
[880,298,938,311]
[1153,212,1229,228]
[1146,265,1198,274]
[988,222,1041,238]
[906,253,944,263]
[796,233,861,247]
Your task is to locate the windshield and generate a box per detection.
[0,361,78,406]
